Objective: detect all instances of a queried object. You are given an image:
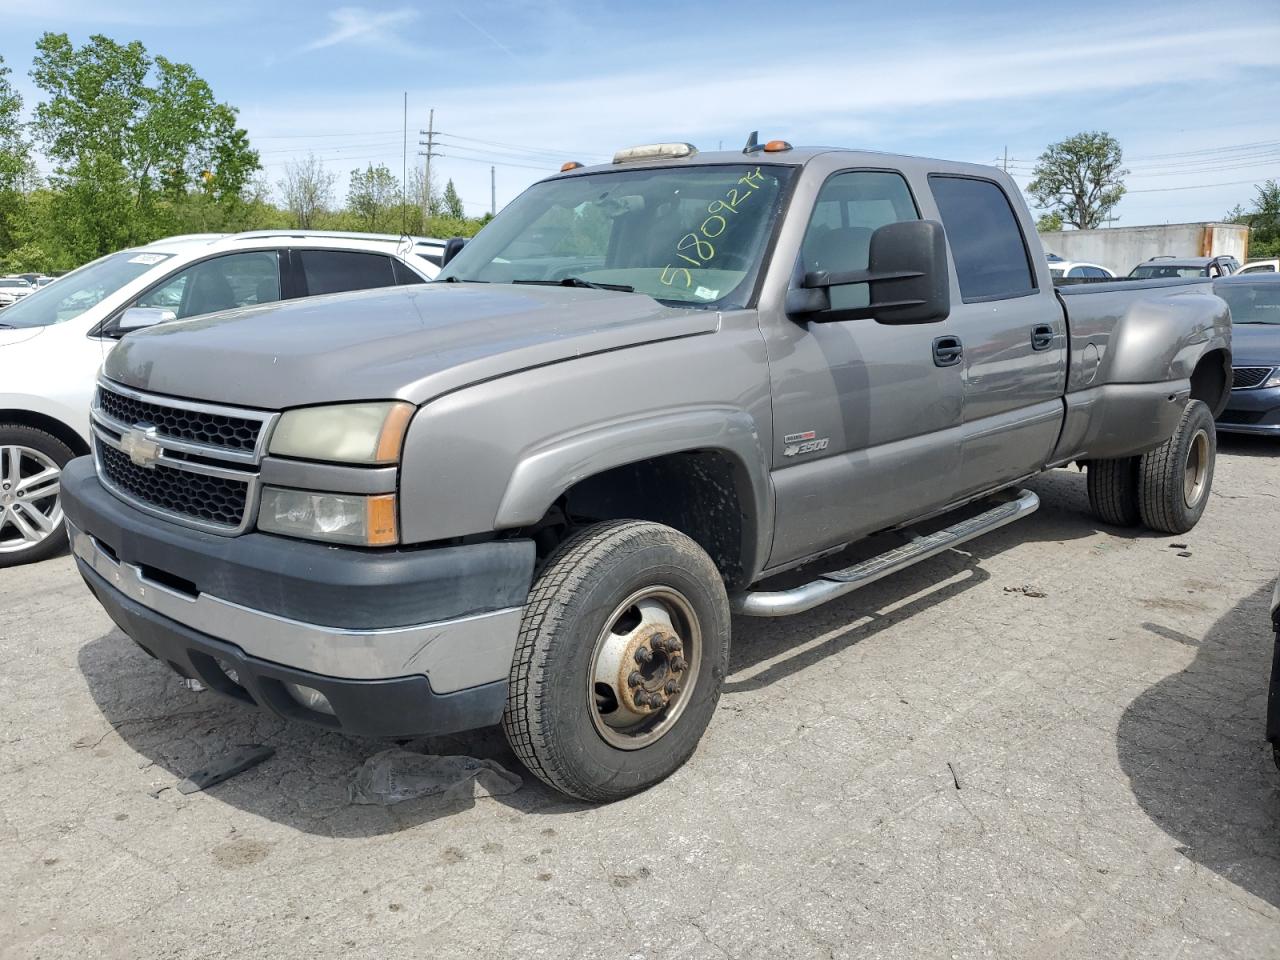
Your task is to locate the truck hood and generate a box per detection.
[0,325,47,348]
[1229,323,1280,366]
[104,283,717,409]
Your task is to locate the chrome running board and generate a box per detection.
[732,488,1040,617]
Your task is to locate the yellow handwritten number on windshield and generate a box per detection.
[660,167,766,290]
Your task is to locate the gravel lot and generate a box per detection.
[3,439,1279,960]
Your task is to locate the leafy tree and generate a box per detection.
[346,163,399,230]
[442,178,464,219]
[27,32,259,261]
[279,153,336,228]
[0,56,35,256]
[1226,180,1280,258]
[1027,132,1127,230]
[1036,211,1063,233]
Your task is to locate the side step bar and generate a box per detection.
[732,488,1040,618]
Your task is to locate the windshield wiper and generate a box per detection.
[439,275,487,283]
[0,322,14,329]
[512,277,635,293]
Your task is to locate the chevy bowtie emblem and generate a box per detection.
[119,425,162,468]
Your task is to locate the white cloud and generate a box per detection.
[302,6,421,55]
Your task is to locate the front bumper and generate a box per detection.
[1217,385,1280,436]
[61,457,537,737]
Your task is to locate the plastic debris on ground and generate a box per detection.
[348,748,522,805]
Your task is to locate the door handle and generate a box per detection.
[1031,324,1055,351]
[933,335,963,367]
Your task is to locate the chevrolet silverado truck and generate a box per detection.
[61,140,1231,801]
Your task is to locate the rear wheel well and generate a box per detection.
[1190,349,1230,418]
[0,409,89,457]
[538,450,754,592]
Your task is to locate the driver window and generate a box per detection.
[800,171,919,310]
[135,251,281,320]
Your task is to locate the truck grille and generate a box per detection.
[90,380,277,535]
[97,386,263,452]
[98,444,249,528]
[1232,366,1273,390]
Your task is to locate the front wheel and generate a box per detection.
[0,425,73,568]
[502,520,730,802]
[1138,400,1217,535]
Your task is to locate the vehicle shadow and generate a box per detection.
[1117,584,1280,907]
[77,632,589,838]
[726,467,1159,688]
[1217,433,1279,458]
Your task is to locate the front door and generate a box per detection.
[762,169,965,568]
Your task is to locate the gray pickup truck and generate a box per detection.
[61,141,1231,801]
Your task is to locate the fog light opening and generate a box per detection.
[284,682,335,716]
[215,658,242,687]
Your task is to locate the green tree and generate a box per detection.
[0,55,35,256]
[1027,132,1127,230]
[27,32,259,262]
[1226,180,1280,258]
[346,163,399,230]
[1036,211,1063,233]
[442,178,464,219]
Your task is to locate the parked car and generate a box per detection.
[1213,273,1280,436]
[0,230,441,567]
[0,276,33,307]
[61,142,1230,801]
[1270,574,1280,770]
[1047,260,1115,280]
[1129,255,1239,279]
[1237,258,1280,275]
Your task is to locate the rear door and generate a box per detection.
[927,174,1066,497]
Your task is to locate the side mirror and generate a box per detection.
[116,307,177,332]
[441,236,467,267]
[794,219,951,325]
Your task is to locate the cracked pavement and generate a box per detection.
[2,438,1279,959]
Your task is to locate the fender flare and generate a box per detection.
[495,406,773,580]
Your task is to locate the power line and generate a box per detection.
[1128,177,1269,194]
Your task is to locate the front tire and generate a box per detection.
[0,425,73,568]
[1138,400,1216,534]
[502,520,730,802]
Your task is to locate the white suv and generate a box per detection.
[0,230,444,567]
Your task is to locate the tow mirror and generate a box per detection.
[793,219,951,325]
[116,307,177,332]
[441,236,467,267]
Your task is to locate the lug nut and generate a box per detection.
[627,670,643,688]
[670,656,687,673]
[664,680,679,695]
[635,691,653,709]
[634,646,653,665]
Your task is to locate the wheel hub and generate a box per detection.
[588,588,701,751]
[0,444,63,554]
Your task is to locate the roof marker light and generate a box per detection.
[560,161,584,172]
[612,143,697,164]
[763,140,793,152]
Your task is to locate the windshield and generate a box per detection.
[439,164,793,309]
[1217,281,1280,324]
[1049,267,1064,278]
[1,278,31,289]
[1129,264,1207,279]
[0,251,173,328]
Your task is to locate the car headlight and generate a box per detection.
[258,487,398,546]
[268,401,415,464]
[1265,370,1280,389]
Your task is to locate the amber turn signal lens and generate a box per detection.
[763,140,793,152]
[561,161,584,172]
[366,494,398,546]
[373,402,415,463]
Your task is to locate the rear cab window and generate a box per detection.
[928,175,1036,301]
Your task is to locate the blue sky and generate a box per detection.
[1,0,1278,226]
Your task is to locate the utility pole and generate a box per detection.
[417,108,437,222]
[490,165,496,217]
[1002,146,1008,173]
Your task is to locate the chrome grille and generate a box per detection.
[90,379,277,535]
[98,445,248,528]
[1232,366,1273,390]
[97,386,262,452]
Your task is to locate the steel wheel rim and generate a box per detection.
[587,585,702,751]
[0,445,63,554]
[1183,429,1209,507]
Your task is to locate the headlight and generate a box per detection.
[268,401,414,464]
[258,487,398,546]
[1265,370,1280,389]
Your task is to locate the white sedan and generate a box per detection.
[0,230,445,567]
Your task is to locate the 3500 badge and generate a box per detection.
[782,431,829,457]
